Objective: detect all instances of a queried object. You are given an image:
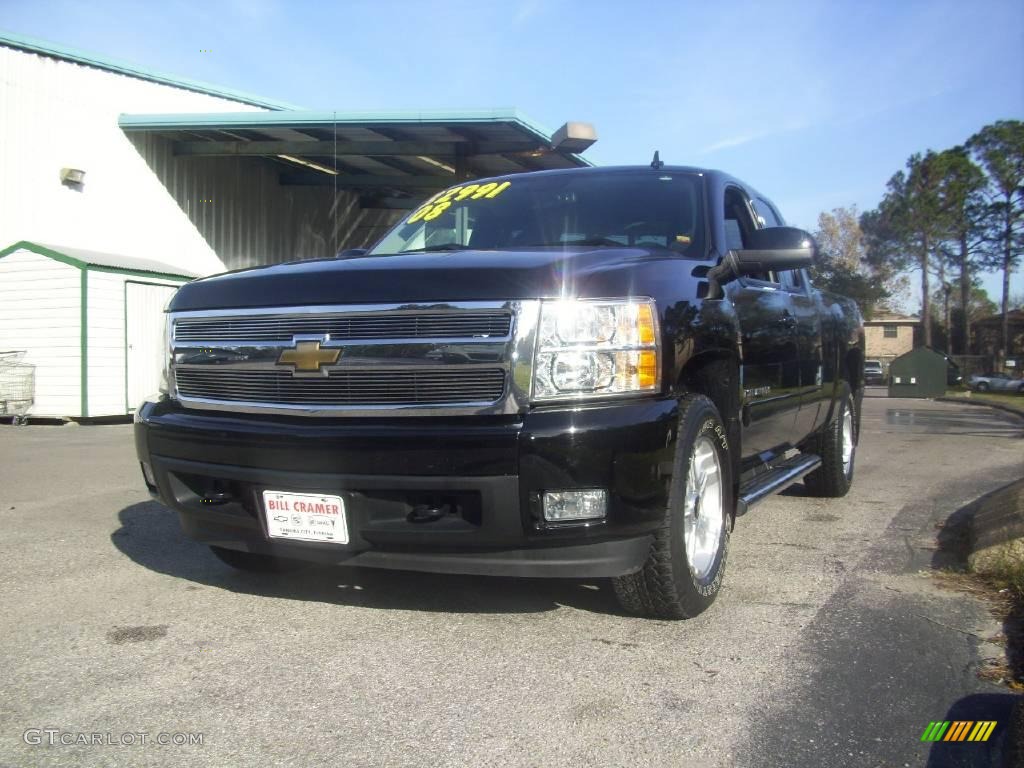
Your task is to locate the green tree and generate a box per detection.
[811,205,891,318]
[932,146,988,353]
[968,120,1024,363]
[862,152,949,346]
[932,283,997,354]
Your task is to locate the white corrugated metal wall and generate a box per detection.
[125,133,404,270]
[0,45,265,277]
[0,249,81,416]
[0,45,405,274]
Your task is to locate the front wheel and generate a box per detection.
[803,384,856,498]
[613,394,733,620]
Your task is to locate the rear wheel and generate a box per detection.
[613,394,733,620]
[209,546,309,573]
[976,382,990,392]
[803,384,856,498]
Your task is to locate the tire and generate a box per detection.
[976,382,989,392]
[803,383,857,498]
[613,394,733,620]
[209,545,309,573]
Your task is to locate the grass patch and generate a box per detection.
[944,390,1024,410]
[975,546,1024,601]
[931,485,1024,690]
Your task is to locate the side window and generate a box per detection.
[753,197,805,292]
[724,187,776,284]
[751,198,781,228]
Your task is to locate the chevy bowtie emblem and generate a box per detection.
[276,340,341,372]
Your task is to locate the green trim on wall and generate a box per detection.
[0,241,191,419]
[0,240,85,269]
[0,30,298,110]
[87,264,192,282]
[0,241,194,282]
[80,269,88,418]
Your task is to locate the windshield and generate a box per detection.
[368,171,705,257]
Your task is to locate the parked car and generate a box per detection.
[864,359,885,385]
[969,371,1024,393]
[135,164,865,620]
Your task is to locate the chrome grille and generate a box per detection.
[175,368,506,405]
[168,301,538,417]
[174,311,512,342]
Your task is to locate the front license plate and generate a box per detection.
[262,490,349,544]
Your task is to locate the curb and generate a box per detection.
[935,397,1024,421]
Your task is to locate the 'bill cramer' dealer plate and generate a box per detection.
[262,490,348,544]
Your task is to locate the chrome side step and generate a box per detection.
[735,453,822,516]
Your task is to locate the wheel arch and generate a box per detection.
[675,350,742,516]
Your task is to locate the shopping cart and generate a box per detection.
[0,351,35,425]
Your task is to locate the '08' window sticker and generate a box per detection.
[407,181,513,223]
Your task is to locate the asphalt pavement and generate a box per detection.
[1,395,1022,768]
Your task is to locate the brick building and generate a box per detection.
[864,312,920,370]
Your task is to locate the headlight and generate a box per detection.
[159,314,173,396]
[532,298,660,402]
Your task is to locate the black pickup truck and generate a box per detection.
[135,165,864,619]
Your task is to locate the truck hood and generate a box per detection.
[169,247,703,311]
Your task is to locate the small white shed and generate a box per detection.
[0,240,196,418]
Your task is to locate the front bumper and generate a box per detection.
[134,396,678,578]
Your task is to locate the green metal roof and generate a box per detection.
[119,108,555,143]
[118,109,595,176]
[0,30,299,110]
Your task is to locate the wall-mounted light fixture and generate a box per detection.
[60,167,86,189]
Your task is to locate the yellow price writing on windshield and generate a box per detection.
[407,181,512,224]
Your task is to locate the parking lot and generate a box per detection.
[1,396,1022,767]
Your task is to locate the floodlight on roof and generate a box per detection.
[551,122,597,153]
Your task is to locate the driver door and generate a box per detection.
[723,186,801,460]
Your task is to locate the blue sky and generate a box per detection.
[3,0,1022,307]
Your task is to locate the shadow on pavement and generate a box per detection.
[924,692,1021,768]
[111,501,628,617]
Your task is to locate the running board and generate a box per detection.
[735,453,822,516]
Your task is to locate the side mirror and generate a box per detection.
[732,227,816,275]
[705,227,816,296]
[336,248,368,259]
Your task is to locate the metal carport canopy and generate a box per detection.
[118,109,596,204]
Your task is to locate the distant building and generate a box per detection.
[864,312,920,369]
[973,309,1024,369]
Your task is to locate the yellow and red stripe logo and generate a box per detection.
[921,721,997,742]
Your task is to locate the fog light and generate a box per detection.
[140,462,156,488]
[543,489,607,522]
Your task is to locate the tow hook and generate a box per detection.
[408,503,449,523]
